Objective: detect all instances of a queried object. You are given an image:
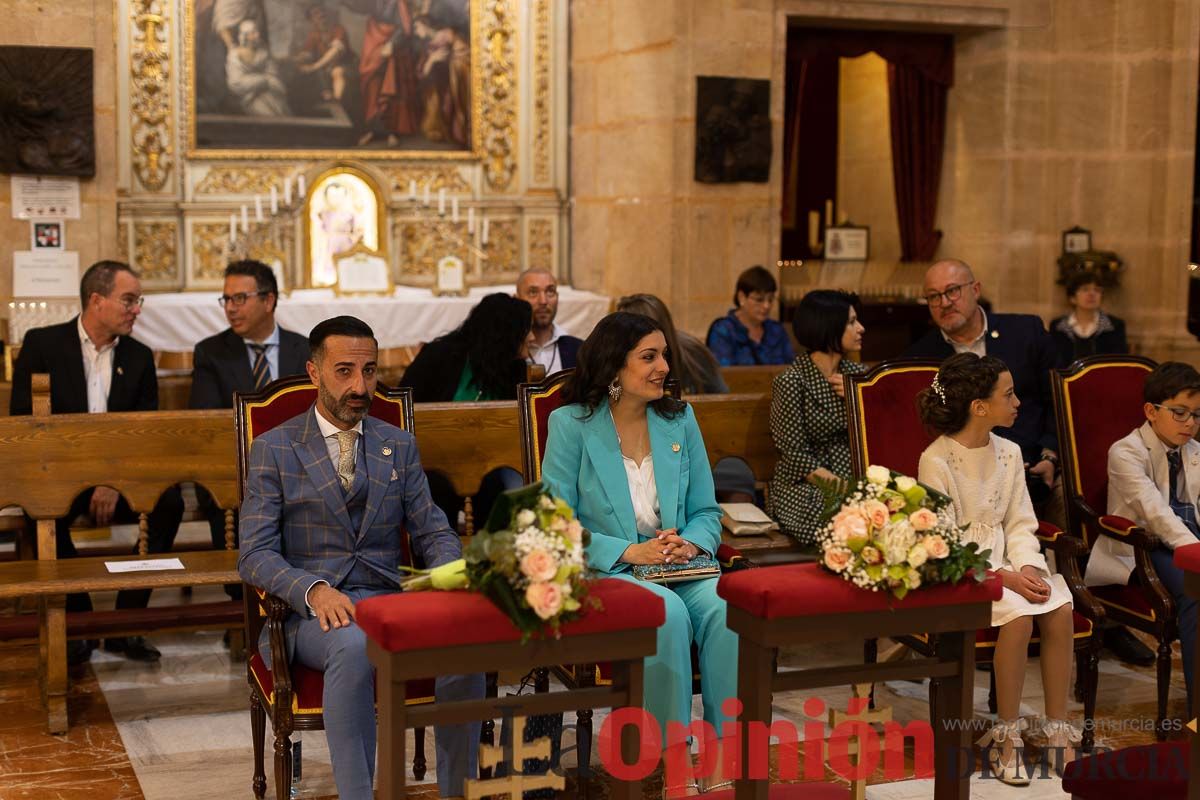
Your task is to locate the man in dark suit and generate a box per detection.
[10,260,184,663]
[190,260,309,590]
[516,267,582,375]
[189,259,309,410]
[906,258,1156,665]
[238,316,483,800]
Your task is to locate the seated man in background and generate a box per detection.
[190,259,309,601]
[516,266,582,375]
[238,315,483,800]
[10,260,184,663]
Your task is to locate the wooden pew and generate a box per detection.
[719,364,787,395]
[0,377,241,733]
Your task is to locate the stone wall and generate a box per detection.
[571,0,1200,362]
[0,1,117,305]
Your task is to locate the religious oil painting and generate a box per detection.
[694,76,771,184]
[0,46,95,177]
[305,168,384,288]
[186,0,479,158]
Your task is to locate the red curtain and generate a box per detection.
[785,29,953,261]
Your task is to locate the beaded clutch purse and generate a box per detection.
[631,555,720,584]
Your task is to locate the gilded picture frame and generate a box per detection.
[304,164,388,288]
[183,0,483,161]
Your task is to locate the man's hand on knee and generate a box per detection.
[309,583,356,632]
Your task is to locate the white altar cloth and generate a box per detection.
[11,286,611,352]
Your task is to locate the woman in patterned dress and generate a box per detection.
[767,290,866,545]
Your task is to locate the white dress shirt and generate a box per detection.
[77,316,117,414]
[527,322,568,374]
[622,453,662,538]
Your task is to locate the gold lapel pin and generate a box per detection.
[990,330,999,339]
[116,366,124,376]
[671,443,681,452]
[382,446,393,456]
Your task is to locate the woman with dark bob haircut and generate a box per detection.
[767,290,866,544]
[540,312,737,792]
[705,265,795,366]
[917,353,1078,783]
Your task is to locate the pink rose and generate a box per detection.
[525,581,565,620]
[921,534,950,560]
[909,508,938,532]
[565,519,584,543]
[823,547,852,573]
[832,508,869,543]
[520,549,559,582]
[860,546,882,565]
[863,500,890,530]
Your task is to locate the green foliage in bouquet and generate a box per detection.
[814,465,992,600]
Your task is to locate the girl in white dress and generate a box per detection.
[917,353,1080,785]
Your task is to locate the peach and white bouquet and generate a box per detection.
[402,482,597,638]
[815,466,990,599]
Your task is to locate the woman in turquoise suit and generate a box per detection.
[540,311,737,793]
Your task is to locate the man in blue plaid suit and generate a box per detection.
[238,315,483,799]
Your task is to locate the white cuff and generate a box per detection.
[304,580,330,617]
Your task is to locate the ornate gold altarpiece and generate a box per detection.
[115,0,567,292]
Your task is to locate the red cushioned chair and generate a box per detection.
[235,376,439,800]
[847,359,1101,751]
[1051,354,1177,740]
[1061,741,1187,799]
[516,369,747,781]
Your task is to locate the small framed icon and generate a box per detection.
[1062,226,1092,254]
[824,225,870,262]
[31,220,64,250]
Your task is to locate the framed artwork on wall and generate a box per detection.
[1062,226,1092,254]
[184,0,482,159]
[304,165,386,288]
[694,76,771,183]
[824,224,870,262]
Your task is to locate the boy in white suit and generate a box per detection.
[1088,362,1200,704]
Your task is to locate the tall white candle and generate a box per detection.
[283,177,292,206]
[241,205,249,231]
[438,188,446,215]
[467,207,475,233]
[481,218,489,245]
[423,183,431,206]
[297,174,307,197]
[269,186,278,214]
[451,196,459,222]
[408,179,417,199]
[230,213,237,242]
[254,195,264,222]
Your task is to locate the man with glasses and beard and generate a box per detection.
[190,260,309,607]
[10,260,184,664]
[906,258,1156,667]
[238,316,483,800]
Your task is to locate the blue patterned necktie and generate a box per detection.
[250,343,271,391]
[1167,450,1200,537]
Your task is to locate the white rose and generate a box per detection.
[907,544,928,568]
[866,465,891,486]
[516,509,537,528]
[894,476,917,492]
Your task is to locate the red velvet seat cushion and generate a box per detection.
[705,784,850,799]
[356,578,665,654]
[717,563,1001,620]
[249,652,436,715]
[1091,583,1157,622]
[1175,542,1200,574]
[1061,741,1187,798]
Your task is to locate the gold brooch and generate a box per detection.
[382,446,393,456]
[671,443,681,452]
